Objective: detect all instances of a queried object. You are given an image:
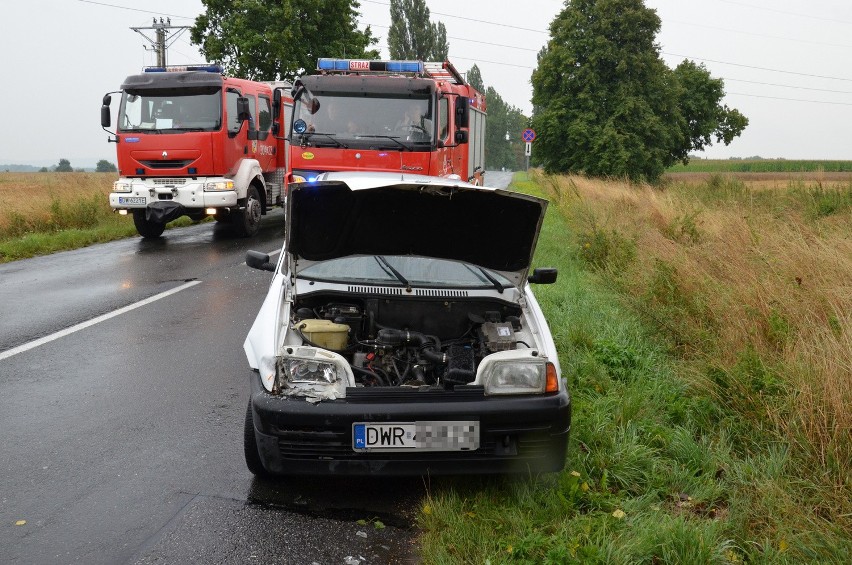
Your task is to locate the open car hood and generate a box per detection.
[286,172,548,288]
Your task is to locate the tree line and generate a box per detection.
[190,0,746,182]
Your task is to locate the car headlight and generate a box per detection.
[204,180,234,191]
[113,181,132,193]
[280,357,339,384]
[483,359,546,395]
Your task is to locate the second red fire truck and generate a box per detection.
[288,58,486,185]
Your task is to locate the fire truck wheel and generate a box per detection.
[132,210,165,238]
[244,402,270,477]
[233,186,262,237]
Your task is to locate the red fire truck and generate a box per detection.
[288,59,486,185]
[101,65,293,238]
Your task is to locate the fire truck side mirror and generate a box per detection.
[101,94,112,128]
[455,96,469,128]
[237,97,251,123]
[454,130,468,144]
[272,89,281,119]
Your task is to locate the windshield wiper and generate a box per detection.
[354,135,412,151]
[477,267,505,294]
[300,131,347,148]
[375,256,411,291]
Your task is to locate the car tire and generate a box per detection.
[232,186,262,237]
[132,210,165,238]
[244,402,270,477]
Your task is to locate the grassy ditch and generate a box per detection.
[0,172,194,262]
[416,172,851,563]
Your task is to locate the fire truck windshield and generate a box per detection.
[293,93,433,148]
[118,89,222,132]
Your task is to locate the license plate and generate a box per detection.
[118,196,146,205]
[352,421,479,452]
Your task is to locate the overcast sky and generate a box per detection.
[3,0,852,166]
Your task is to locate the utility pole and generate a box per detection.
[131,18,190,67]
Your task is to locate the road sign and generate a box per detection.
[525,142,531,156]
[522,128,536,142]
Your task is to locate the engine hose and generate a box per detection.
[352,365,387,386]
[377,329,447,364]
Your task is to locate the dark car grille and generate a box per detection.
[139,159,194,169]
[274,423,553,461]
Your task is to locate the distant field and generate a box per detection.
[667,159,852,173]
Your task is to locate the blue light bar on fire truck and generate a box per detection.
[317,59,424,74]
[143,64,224,73]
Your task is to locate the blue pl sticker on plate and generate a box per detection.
[125,137,140,143]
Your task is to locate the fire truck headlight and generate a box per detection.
[204,180,235,192]
[113,181,132,193]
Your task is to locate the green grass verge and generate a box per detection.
[667,159,852,173]
[0,216,198,263]
[415,173,850,563]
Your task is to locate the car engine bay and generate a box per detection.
[288,294,538,389]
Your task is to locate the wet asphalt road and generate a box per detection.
[0,172,515,564]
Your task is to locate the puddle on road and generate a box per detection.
[246,475,427,529]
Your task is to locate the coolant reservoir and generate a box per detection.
[298,319,350,350]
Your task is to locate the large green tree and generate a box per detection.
[191,0,378,81]
[388,0,448,60]
[531,0,747,181]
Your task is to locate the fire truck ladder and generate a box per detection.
[422,61,466,85]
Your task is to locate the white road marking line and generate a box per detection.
[0,280,202,362]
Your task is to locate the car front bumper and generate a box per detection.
[248,371,571,476]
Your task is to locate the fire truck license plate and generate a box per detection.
[352,421,479,452]
[118,197,146,205]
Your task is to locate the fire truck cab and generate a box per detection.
[288,59,485,185]
[101,65,293,238]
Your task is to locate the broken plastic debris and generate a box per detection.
[356,530,368,538]
[15,520,26,526]
[344,557,361,565]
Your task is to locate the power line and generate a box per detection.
[727,92,852,107]
[723,77,852,95]
[664,18,852,50]
[359,0,547,34]
[76,0,194,21]
[715,0,852,27]
[662,52,852,83]
[360,21,540,52]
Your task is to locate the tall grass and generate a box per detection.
[0,172,192,262]
[416,172,850,564]
[536,171,851,540]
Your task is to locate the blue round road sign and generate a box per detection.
[522,128,536,142]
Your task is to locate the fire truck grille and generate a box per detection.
[139,160,194,169]
[153,178,187,186]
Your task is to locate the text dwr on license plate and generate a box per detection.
[352,421,479,452]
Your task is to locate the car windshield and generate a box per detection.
[293,91,433,148]
[298,255,513,289]
[118,87,221,132]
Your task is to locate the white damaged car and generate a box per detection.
[243,172,570,476]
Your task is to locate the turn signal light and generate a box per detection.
[545,362,558,393]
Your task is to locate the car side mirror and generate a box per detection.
[246,250,276,272]
[528,267,557,284]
